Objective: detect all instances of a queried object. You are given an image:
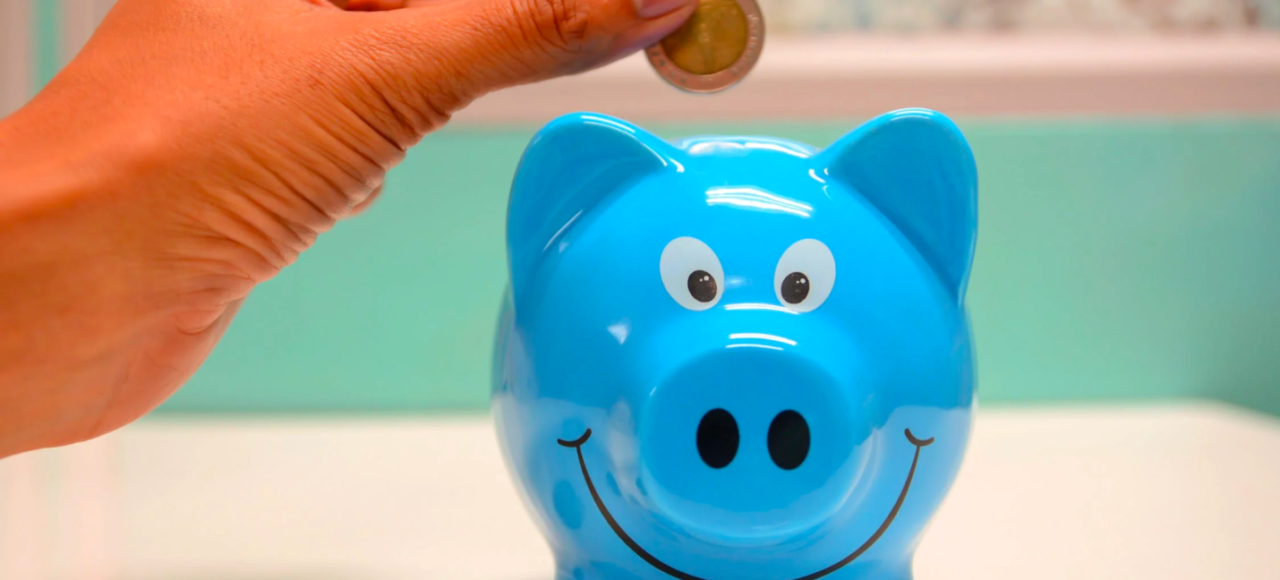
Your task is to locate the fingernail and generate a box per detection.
[634,0,694,19]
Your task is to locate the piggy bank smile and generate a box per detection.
[492,110,977,580]
[558,427,934,580]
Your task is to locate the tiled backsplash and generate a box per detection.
[758,0,1280,33]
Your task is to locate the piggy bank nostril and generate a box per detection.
[696,409,739,468]
[768,410,811,470]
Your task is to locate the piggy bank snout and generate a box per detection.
[638,347,871,541]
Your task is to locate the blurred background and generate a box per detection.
[1,1,1279,579]
[760,0,1280,31]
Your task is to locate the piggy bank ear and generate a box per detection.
[507,113,677,299]
[817,109,978,303]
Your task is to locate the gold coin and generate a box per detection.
[659,0,748,76]
[645,0,764,94]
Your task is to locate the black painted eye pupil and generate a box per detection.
[687,270,718,303]
[781,272,810,304]
[767,410,810,470]
[696,409,739,468]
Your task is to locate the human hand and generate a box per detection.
[0,0,695,458]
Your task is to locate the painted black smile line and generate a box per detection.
[557,428,934,580]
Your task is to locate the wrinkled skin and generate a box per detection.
[0,0,696,458]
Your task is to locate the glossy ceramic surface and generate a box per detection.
[492,109,978,580]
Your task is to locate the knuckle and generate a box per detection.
[346,43,443,138]
[512,0,592,54]
[332,27,460,129]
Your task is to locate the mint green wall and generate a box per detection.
[34,0,60,91]
[160,118,1280,415]
[18,3,1280,414]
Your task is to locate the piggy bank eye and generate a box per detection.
[660,237,723,311]
[774,239,835,312]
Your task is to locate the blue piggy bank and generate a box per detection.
[492,109,978,580]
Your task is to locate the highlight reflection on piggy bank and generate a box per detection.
[492,109,978,580]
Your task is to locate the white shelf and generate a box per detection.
[2,401,1278,580]
[454,33,1280,123]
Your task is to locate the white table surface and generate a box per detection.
[2,401,1278,580]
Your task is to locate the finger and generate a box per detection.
[356,0,698,117]
[326,0,408,10]
[348,184,383,216]
[326,0,453,11]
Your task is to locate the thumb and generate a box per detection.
[355,0,697,117]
